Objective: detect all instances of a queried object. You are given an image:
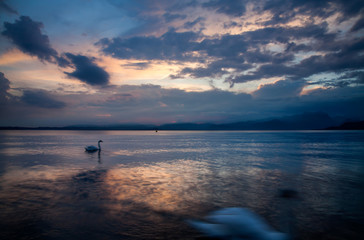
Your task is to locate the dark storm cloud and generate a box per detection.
[2,16,59,63]
[97,30,201,61]
[0,72,11,103]
[20,90,66,109]
[63,53,110,86]
[0,0,18,14]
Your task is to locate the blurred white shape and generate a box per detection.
[189,207,287,240]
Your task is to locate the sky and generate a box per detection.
[0,0,363,127]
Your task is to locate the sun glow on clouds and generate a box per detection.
[97,56,180,84]
[300,85,327,96]
[96,114,112,117]
[97,55,213,91]
[0,0,363,125]
[0,48,33,65]
[7,62,83,92]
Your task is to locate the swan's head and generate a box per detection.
[98,140,103,143]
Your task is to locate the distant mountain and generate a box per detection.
[158,123,215,130]
[1,112,359,131]
[157,112,341,130]
[0,124,156,131]
[325,121,364,130]
[61,124,156,130]
[159,112,338,130]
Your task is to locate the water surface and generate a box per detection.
[0,130,363,239]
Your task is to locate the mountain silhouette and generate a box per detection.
[1,112,360,131]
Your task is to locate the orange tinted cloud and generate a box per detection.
[0,49,33,65]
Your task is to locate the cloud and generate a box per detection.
[176,58,251,79]
[99,18,356,84]
[96,84,254,123]
[183,17,205,29]
[0,74,68,126]
[351,16,364,32]
[2,16,110,86]
[96,0,363,89]
[228,41,364,84]
[20,89,66,109]
[71,83,364,124]
[121,61,150,70]
[163,12,187,22]
[0,72,11,103]
[106,0,201,36]
[106,0,177,36]
[63,53,110,86]
[107,0,363,36]
[97,29,201,61]
[0,0,18,15]
[202,0,247,17]
[319,71,364,87]
[180,23,363,86]
[291,86,364,118]
[262,0,364,25]
[1,0,364,127]
[253,80,305,99]
[2,81,364,126]
[173,23,335,80]
[2,16,59,64]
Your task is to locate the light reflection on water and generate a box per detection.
[0,130,363,239]
[111,147,211,156]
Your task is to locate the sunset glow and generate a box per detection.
[1,0,363,126]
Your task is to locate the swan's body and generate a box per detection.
[188,207,287,240]
[85,140,103,152]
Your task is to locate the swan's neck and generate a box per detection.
[98,142,101,150]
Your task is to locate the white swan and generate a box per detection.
[85,140,103,152]
[188,207,287,240]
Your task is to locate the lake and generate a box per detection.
[0,130,363,239]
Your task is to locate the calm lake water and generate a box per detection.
[0,130,363,239]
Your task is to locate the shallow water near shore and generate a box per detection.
[0,130,363,239]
